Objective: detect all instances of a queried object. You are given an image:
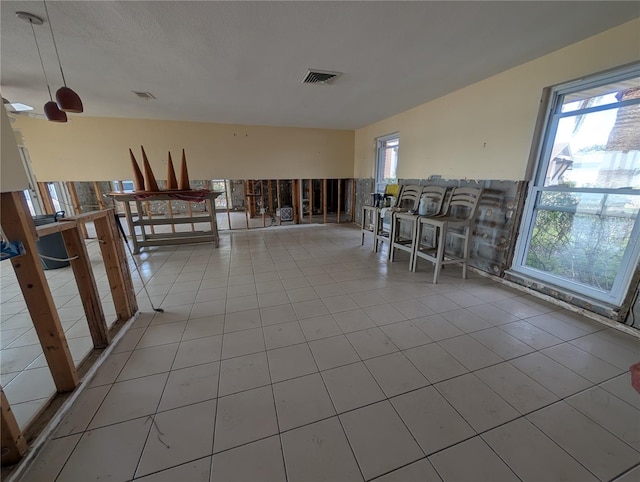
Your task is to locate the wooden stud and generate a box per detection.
[37,182,55,215]
[146,201,156,235]
[267,180,274,217]
[1,388,27,465]
[187,201,195,231]
[67,181,89,239]
[308,179,313,224]
[94,210,138,323]
[323,179,327,224]
[221,180,232,230]
[118,180,125,192]
[337,179,342,223]
[0,192,78,392]
[61,224,109,348]
[243,180,250,229]
[276,179,282,226]
[93,181,105,210]
[166,201,176,233]
[351,178,356,223]
[293,180,300,224]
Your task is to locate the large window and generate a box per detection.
[513,65,640,306]
[375,134,399,192]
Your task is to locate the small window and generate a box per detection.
[375,134,399,192]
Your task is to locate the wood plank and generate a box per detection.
[146,201,156,234]
[93,181,105,210]
[221,180,232,230]
[166,201,175,233]
[36,219,78,237]
[0,192,78,392]
[293,180,300,224]
[59,210,110,224]
[118,180,125,192]
[267,180,274,216]
[351,178,356,223]
[121,200,139,254]
[337,178,342,223]
[61,226,109,348]
[308,179,313,224]
[276,179,282,226]
[94,210,138,323]
[322,179,327,224]
[67,182,89,239]
[37,182,55,215]
[187,200,195,231]
[1,388,27,465]
[243,180,250,229]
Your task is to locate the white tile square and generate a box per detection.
[482,418,598,482]
[570,333,639,371]
[332,309,376,333]
[510,352,592,398]
[375,459,441,482]
[412,314,464,341]
[214,386,278,452]
[227,283,256,298]
[267,343,317,382]
[281,417,363,482]
[221,328,265,359]
[88,352,130,387]
[273,373,336,431]
[287,286,320,303]
[263,321,306,350]
[260,303,297,326]
[391,386,475,455]
[226,295,259,313]
[136,400,217,477]
[299,314,343,340]
[470,327,535,360]
[158,362,219,411]
[340,401,423,480]
[363,304,407,326]
[475,362,558,414]
[404,343,468,383]
[57,418,151,482]
[541,342,622,383]
[499,320,562,350]
[89,373,167,429]
[429,436,518,481]
[21,434,82,482]
[190,300,226,319]
[438,335,504,370]
[309,335,360,370]
[313,283,346,298]
[54,385,110,437]
[182,315,224,340]
[172,335,222,369]
[436,373,519,432]
[380,321,432,349]
[223,309,261,333]
[528,402,639,481]
[219,352,271,396]
[365,352,429,397]
[321,362,385,413]
[211,436,286,482]
[346,328,398,359]
[323,294,360,313]
[116,343,178,381]
[136,457,211,481]
[440,309,492,333]
[136,321,186,349]
[257,291,290,308]
[292,299,329,319]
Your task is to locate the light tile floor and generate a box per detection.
[12,224,640,482]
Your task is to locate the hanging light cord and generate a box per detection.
[30,18,54,101]
[43,0,67,87]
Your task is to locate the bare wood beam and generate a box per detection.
[322,179,327,224]
[243,180,250,229]
[62,226,109,348]
[0,192,78,392]
[337,179,342,224]
[308,179,313,224]
[1,388,27,465]
[94,210,138,323]
[351,179,356,223]
[93,181,105,210]
[276,179,282,226]
[37,182,55,215]
[165,201,174,233]
[67,182,89,239]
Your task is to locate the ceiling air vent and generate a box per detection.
[132,91,156,100]
[301,69,342,85]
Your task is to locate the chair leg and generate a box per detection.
[462,225,471,279]
[388,216,396,261]
[408,219,417,271]
[433,223,447,284]
[411,223,420,273]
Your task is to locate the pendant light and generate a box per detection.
[17,11,67,122]
[44,1,83,113]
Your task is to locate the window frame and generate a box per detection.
[375,133,399,193]
[512,63,640,306]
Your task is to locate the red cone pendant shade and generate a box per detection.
[44,100,67,122]
[56,86,83,113]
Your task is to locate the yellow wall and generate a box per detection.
[13,116,354,181]
[1,106,28,192]
[354,18,640,180]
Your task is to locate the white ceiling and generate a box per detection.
[1,1,638,130]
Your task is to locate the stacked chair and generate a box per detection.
[412,187,483,283]
[388,186,447,270]
[361,184,402,252]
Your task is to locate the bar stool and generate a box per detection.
[412,187,482,283]
[361,185,402,252]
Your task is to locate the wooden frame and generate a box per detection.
[1,388,27,465]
